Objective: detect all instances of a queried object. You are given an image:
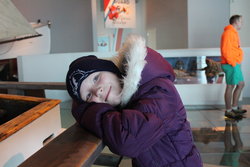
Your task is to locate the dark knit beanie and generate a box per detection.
[66,55,121,102]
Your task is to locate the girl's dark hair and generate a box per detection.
[229,15,242,24]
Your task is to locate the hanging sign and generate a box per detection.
[104,0,136,28]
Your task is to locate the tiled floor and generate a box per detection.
[60,98,250,167]
[188,104,250,167]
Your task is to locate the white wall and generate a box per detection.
[230,0,250,47]
[92,0,188,51]
[94,0,231,50]
[241,48,250,98]
[12,0,250,54]
[146,0,188,49]
[12,0,93,53]
[188,0,230,48]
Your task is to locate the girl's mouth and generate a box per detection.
[105,86,111,101]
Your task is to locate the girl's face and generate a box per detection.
[80,71,122,106]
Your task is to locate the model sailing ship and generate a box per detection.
[0,0,51,81]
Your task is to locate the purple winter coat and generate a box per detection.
[71,36,202,167]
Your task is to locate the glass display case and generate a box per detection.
[155,48,227,105]
[165,56,224,85]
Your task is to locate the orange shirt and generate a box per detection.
[220,24,243,67]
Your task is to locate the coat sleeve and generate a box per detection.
[71,77,184,158]
[71,101,165,158]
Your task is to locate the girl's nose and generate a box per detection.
[94,86,103,97]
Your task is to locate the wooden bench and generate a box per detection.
[19,123,105,167]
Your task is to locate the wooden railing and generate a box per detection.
[19,123,105,167]
[0,81,66,97]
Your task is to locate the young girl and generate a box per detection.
[66,35,202,167]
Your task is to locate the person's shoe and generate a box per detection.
[225,115,243,122]
[225,111,243,120]
[232,108,247,114]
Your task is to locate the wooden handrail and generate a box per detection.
[19,124,105,167]
[0,81,66,90]
[0,81,66,97]
[0,94,61,142]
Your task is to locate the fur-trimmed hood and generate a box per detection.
[110,34,175,106]
[111,35,147,106]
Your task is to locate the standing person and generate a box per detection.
[220,15,247,119]
[66,34,202,167]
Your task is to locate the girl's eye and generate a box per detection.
[86,73,99,101]
[93,74,99,83]
[86,93,91,102]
